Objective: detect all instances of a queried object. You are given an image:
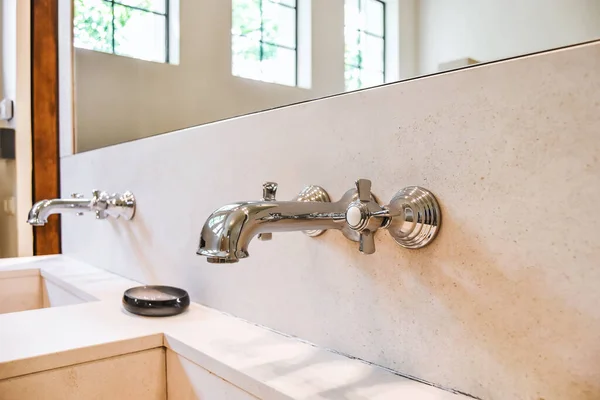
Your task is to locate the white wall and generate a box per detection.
[0,0,32,258]
[418,0,600,75]
[62,42,600,400]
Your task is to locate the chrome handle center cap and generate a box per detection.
[346,203,369,230]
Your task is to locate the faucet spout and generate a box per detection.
[197,195,348,263]
[27,198,92,226]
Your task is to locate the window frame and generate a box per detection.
[74,0,171,64]
[344,0,386,90]
[231,0,299,87]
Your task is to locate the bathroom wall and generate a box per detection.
[61,41,600,400]
[418,0,600,74]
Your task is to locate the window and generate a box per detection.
[232,0,298,86]
[344,0,385,91]
[74,0,170,63]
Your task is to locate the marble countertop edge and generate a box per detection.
[0,256,469,399]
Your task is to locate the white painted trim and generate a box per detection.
[168,0,180,65]
[58,0,74,158]
[297,0,312,89]
[384,0,400,82]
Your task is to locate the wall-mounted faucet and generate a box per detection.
[27,190,136,226]
[197,179,440,263]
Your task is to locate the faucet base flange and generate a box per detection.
[119,191,136,220]
[385,186,441,249]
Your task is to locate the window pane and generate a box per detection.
[261,44,296,86]
[364,0,384,36]
[362,34,384,72]
[345,0,385,91]
[344,29,361,66]
[263,2,296,48]
[114,5,166,62]
[360,69,384,88]
[345,0,361,30]
[73,0,113,53]
[116,0,167,14]
[232,35,262,81]
[345,66,361,91]
[232,0,261,37]
[232,0,297,87]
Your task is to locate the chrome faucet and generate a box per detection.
[197,180,441,263]
[27,189,136,226]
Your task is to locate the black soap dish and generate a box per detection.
[122,285,190,317]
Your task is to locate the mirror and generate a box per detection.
[71,0,600,153]
[0,0,18,259]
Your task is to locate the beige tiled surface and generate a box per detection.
[0,266,90,313]
[0,348,166,400]
[167,350,257,400]
[60,41,600,399]
[0,257,468,399]
[0,273,42,314]
[0,268,39,279]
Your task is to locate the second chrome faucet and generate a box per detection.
[27,190,136,226]
[197,179,441,263]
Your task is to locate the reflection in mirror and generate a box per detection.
[74,0,170,63]
[0,148,17,258]
[0,0,18,258]
[71,0,600,153]
[232,0,299,86]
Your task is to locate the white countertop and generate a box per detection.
[0,256,468,399]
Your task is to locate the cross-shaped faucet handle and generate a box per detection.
[345,179,387,255]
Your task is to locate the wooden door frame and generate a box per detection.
[31,0,61,255]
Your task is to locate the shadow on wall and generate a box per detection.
[109,215,161,284]
[361,211,600,400]
[207,209,600,400]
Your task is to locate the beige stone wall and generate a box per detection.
[61,42,600,399]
